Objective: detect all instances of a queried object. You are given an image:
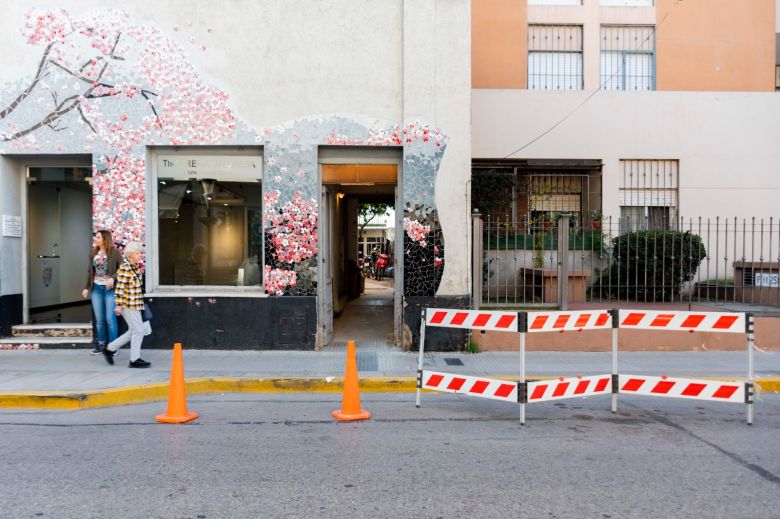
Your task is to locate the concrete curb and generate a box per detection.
[0,376,777,410]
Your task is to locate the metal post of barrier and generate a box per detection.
[611,309,619,414]
[415,309,427,408]
[747,312,755,425]
[518,312,527,425]
[557,211,570,311]
[472,210,483,310]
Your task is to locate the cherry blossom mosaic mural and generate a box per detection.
[0,8,449,298]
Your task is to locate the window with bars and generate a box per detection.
[619,159,678,232]
[600,25,655,91]
[528,25,583,91]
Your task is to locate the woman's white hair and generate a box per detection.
[124,242,144,255]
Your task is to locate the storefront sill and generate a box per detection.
[146,290,269,299]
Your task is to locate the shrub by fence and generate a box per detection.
[590,231,706,302]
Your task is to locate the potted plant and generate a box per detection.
[590,210,603,230]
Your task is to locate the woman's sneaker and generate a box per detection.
[90,344,104,355]
[128,359,151,368]
[101,347,114,365]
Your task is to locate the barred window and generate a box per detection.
[619,159,678,232]
[600,25,655,91]
[528,25,583,91]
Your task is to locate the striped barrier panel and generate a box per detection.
[425,308,520,332]
[618,374,748,403]
[525,310,613,333]
[416,309,523,413]
[617,309,745,334]
[526,375,613,403]
[420,371,518,403]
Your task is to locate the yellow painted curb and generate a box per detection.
[0,376,777,410]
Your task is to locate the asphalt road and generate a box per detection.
[0,393,778,518]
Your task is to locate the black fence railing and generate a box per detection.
[479,215,780,307]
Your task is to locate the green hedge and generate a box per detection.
[484,230,604,251]
[589,231,706,301]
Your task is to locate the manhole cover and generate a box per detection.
[444,358,464,366]
[356,351,379,371]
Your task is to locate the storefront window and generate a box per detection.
[156,153,262,287]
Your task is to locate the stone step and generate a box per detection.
[11,323,93,338]
[0,336,94,349]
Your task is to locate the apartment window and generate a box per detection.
[155,152,263,288]
[619,159,678,232]
[528,25,583,91]
[601,26,655,90]
[600,0,653,5]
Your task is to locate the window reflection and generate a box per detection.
[158,180,262,286]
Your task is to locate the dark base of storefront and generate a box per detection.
[0,294,23,337]
[404,295,471,352]
[2,293,474,351]
[145,296,316,350]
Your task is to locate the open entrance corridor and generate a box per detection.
[328,278,395,351]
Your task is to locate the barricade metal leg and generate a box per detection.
[747,313,755,425]
[415,309,426,408]
[519,332,526,425]
[611,327,618,414]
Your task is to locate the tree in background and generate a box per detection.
[358,203,390,241]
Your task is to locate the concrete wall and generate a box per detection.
[472,0,775,92]
[472,0,528,88]
[656,0,776,92]
[0,157,24,297]
[0,1,471,305]
[472,90,780,221]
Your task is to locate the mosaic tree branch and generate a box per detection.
[0,42,54,120]
[0,31,121,141]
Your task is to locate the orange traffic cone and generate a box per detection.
[332,340,371,422]
[155,342,199,424]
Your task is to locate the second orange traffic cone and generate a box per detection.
[332,340,371,422]
[155,342,199,424]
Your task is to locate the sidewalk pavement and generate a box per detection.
[1,348,778,408]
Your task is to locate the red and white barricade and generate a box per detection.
[416,308,521,412]
[415,307,756,426]
[617,375,746,403]
[617,309,745,334]
[426,309,519,332]
[527,375,612,403]
[526,310,612,333]
[615,309,755,425]
[519,310,616,423]
[421,371,518,402]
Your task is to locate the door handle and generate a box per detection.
[37,255,60,259]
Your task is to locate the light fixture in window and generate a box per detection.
[201,178,216,201]
[337,190,345,199]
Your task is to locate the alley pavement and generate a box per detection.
[0,348,777,392]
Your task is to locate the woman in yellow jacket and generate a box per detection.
[101,242,151,368]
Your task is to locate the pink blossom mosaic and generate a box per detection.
[1,8,450,298]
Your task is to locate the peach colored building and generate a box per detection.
[471,0,780,350]
[471,0,780,236]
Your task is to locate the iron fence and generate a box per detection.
[476,214,780,308]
